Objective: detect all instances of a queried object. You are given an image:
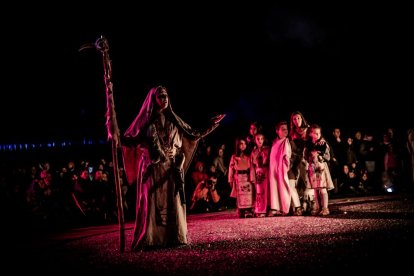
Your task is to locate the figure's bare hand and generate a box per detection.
[316,138,326,146]
[212,114,226,124]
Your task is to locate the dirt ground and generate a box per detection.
[4,193,414,275]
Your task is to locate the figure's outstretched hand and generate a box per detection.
[202,114,226,138]
[211,114,226,124]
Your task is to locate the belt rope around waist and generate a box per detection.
[237,169,249,174]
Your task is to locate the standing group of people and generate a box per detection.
[120,86,337,251]
[228,111,334,219]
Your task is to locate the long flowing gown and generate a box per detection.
[269,137,292,214]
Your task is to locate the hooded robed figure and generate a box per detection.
[122,86,224,250]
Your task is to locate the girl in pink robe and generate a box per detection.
[269,121,302,216]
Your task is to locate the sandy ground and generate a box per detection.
[4,193,414,275]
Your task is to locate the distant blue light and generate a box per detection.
[0,137,106,151]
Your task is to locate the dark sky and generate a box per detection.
[2,3,412,144]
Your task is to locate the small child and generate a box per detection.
[304,124,334,216]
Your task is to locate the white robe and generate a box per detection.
[269,137,293,214]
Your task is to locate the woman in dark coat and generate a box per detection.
[123,86,225,250]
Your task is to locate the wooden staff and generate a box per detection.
[79,36,125,252]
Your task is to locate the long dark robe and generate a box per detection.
[122,86,219,250]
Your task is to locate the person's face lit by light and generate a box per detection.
[249,124,257,136]
[292,114,302,128]
[276,124,288,139]
[310,127,321,142]
[239,140,247,151]
[155,88,168,111]
[255,134,265,148]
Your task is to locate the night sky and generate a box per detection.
[2,3,412,145]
